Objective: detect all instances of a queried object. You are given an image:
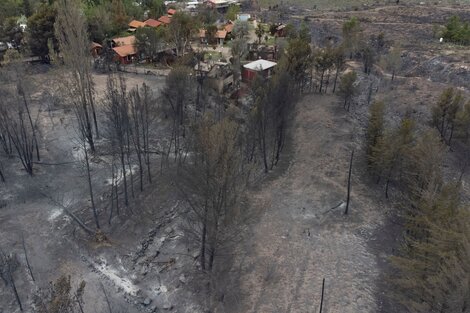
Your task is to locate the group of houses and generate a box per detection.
[89,0,278,96]
[199,21,234,46]
[192,57,277,96]
[90,8,176,65]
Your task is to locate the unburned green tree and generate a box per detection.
[135,26,164,62]
[232,21,249,39]
[391,183,470,313]
[402,129,445,201]
[0,17,24,50]
[442,15,470,45]
[225,4,239,21]
[144,0,165,19]
[27,3,57,60]
[164,12,194,57]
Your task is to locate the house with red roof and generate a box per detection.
[113,45,138,64]
[112,35,137,64]
[215,30,227,45]
[144,19,162,28]
[128,20,146,31]
[158,15,171,25]
[242,59,277,82]
[90,42,102,58]
[167,8,176,15]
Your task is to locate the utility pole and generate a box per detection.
[345,149,354,215]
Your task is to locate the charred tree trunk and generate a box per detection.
[333,68,340,93]
[119,145,129,207]
[87,74,99,140]
[0,165,5,183]
[10,275,23,311]
[319,70,325,94]
[21,234,35,282]
[126,133,135,199]
[84,142,99,229]
[200,205,208,271]
[344,149,354,215]
[20,92,40,162]
[101,283,113,313]
[319,278,325,313]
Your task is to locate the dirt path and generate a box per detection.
[229,95,386,313]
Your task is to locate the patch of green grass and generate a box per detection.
[115,30,135,38]
[204,50,224,62]
[265,36,276,45]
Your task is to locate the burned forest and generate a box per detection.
[1,0,470,312]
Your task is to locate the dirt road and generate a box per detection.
[225,94,388,313]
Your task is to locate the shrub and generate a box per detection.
[442,16,470,45]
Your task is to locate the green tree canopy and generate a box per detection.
[143,0,165,19]
[225,4,240,21]
[27,3,56,59]
[135,26,164,62]
[442,15,470,45]
[0,17,24,49]
[232,21,249,39]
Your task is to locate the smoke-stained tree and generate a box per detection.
[0,249,22,311]
[342,17,361,59]
[382,44,402,82]
[162,66,192,162]
[179,115,248,272]
[432,87,463,145]
[129,83,156,190]
[366,101,385,164]
[55,0,99,151]
[338,71,358,111]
